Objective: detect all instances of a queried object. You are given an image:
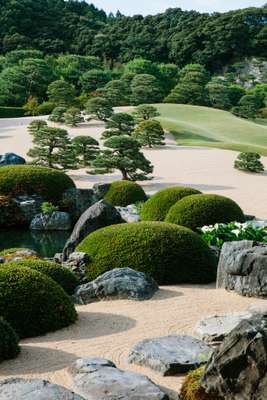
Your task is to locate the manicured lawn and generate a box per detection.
[156,104,267,155]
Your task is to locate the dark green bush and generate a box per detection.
[0,266,77,338]
[0,195,24,227]
[0,107,25,118]
[5,260,79,295]
[0,165,75,203]
[180,366,219,400]
[234,152,264,173]
[0,318,20,363]
[141,186,201,221]
[165,194,245,231]
[77,222,217,284]
[104,180,147,207]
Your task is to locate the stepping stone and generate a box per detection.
[128,335,213,375]
[68,357,169,400]
[0,378,85,400]
[195,312,253,343]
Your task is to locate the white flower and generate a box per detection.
[232,229,241,236]
[201,226,212,233]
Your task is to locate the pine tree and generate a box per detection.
[86,97,113,121]
[133,104,160,121]
[64,107,84,127]
[102,112,135,139]
[133,120,165,148]
[72,136,99,167]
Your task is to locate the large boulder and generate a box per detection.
[63,200,124,259]
[30,211,72,231]
[62,188,96,221]
[116,204,140,223]
[92,183,111,200]
[217,241,267,298]
[13,194,43,224]
[0,153,25,166]
[68,358,169,400]
[0,378,85,400]
[74,267,158,304]
[61,252,90,283]
[202,314,267,400]
[128,335,213,375]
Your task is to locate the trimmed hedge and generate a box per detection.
[77,222,217,284]
[104,180,147,207]
[165,194,245,231]
[180,366,218,400]
[0,107,25,118]
[0,318,20,363]
[141,186,201,221]
[0,165,75,203]
[0,266,77,338]
[5,260,79,295]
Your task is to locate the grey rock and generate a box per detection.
[0,249,38,263]
[248,302,267,315]
[195,312,253,343]
[0,153,25,166]
[217,241,267,297]
[202,314,267,400]
[128,335,213,375]
[30,211,72,231]
[63,200,123,259]
[74,267,158,304]
[68,358,169,400]
[13,194,43,224]
[92,183,111,200]
[0,378,85,400]
[62,188,96,221]
[63,252,90,283]
[116,204,140,223]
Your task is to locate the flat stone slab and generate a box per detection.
[68,358,169,400]
[128,335,213,375]
[0,378,85,400]
[195,312,253,343]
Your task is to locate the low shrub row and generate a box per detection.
[0,107,25,118]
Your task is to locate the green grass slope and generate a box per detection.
[156,104,267,155]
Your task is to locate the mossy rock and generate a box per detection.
[104,180,147,207]
[0,165,75,203]
[165,194,245,231]
[0,266,77,338]
[180,366,219,400]
[77,222,217,285]
[0,248,39,262]
[141,186,201,221]
[0,318,20,363]
[5,260,79,295]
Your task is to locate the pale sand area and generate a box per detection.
[0,114,267,218]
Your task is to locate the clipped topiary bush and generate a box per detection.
[0,165,75,203]
[104,180,147,207]
[180,366,218,400]
[77,222,217,284]
[0,107,25,118]
[5,260,79,295]
[165,194,245,231]
[141,186,201,221]
[0,318,20,363]
[0,266,77,338]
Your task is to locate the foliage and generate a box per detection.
[49,106,67,123]
[0,165,75,203]
[100,79,130,106]
[77,222,217,284]
[131,74,163,104]
[41,202,59,215]
[80,69,111,92]
[86,97,113,121]
[165,194,245,231]
[180,366,218,400]
[64,107,84,126]
[133,104,160,121]
[133,119,165,147]
[0,318,20,363]
[102,113,135,139]
[36,101,55,115]
[0,195,24,228]
[0,106,24,118]
[232,93,265,119]
[234,152,264,173]
[72,135,99,167]
[141,186,201,221]
[0,266,77,338]
[47,80,76,107]
[23,96,40,116]
[104,180,147,207]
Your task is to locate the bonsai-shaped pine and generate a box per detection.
[49,106,67,123]
[91,135,153,181]
[47,80,76,107]
[133,104,160,121]
[133,119,165,148]
[28,119,48,135]
[72,135,99,167]
[64,107,84,127]
[86,97,113,121]
[234,152,264,173]
[102,112,135,139]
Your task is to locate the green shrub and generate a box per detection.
[0,266,77,338]
[0,107,25,118]
[41,201,59,214]
[104,180,147,207]
[0,318,20,363]
[0,165,75,203]
[5,260,79,295]
[0,195,24,227]
[141,186,201,221]
[36,101,55,115]
[180,366,218,400]
[77,222,217,284]
[234,152,264,173]
[165,194,245,231]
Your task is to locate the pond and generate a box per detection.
[0,229,70,258]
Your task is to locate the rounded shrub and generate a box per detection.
[77,222,217,284]
[5,260,79,295]
[165,194,245,231]
[180,366,218,400]
[141,186,201,221]
[0,318,20,363]
[0,266,77,338]
[0,165,75,203]
[104,180,147,207]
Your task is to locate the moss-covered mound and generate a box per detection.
[0,248,39,261]
[165,194,245,231]
[0,165,75,203]
[77,222,217,284]
[0,266,77,338]
[141,186,201,221]
[104,180,147,207]
[0,318,20,363]
[180,366,219,400]
[5,260,79,295]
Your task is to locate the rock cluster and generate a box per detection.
[30,211,72,231]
